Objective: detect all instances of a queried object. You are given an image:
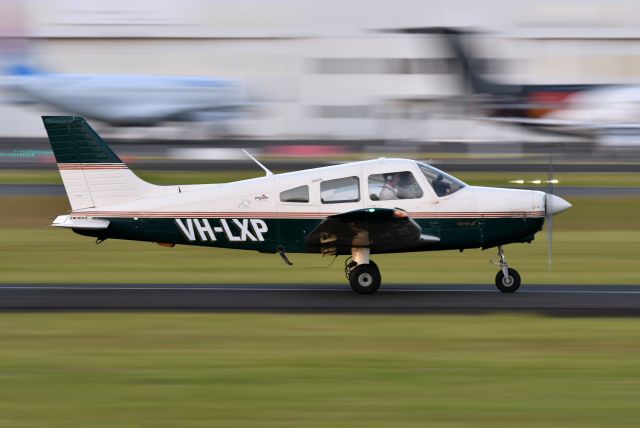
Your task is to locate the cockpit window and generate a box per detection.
[417,162,466,197]
[368,171,423,201]
[280,185,309,203]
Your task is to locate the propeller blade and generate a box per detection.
[546,155,554,271]
[546,193,553,271]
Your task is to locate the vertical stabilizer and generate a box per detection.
[395,27,515,95]
[42,116,170,210]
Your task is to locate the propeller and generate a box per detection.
[509,157,570,271]
[546,155,554,271]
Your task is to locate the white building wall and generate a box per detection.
[1,0,640,138]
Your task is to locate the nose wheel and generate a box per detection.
[495,268,521,292]
[493,245,521,293]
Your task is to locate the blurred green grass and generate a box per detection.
[0,313,638,427]
[2,169,640,187]
[0,175,638,426]
[1,228,637,284]
[0,195,638,284]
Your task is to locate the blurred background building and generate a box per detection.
[2,0,640,146]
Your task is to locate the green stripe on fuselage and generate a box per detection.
[72,216,545,253]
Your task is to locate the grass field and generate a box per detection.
[0,313,638,427]
[0,174,638,426]
[0,195,638,284]
[1,228,638,284]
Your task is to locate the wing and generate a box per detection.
[304,208,439,255]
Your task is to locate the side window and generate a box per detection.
[280,185,309,203]
[369,171,423,201]
[320,176,360,204]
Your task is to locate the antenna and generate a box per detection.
[242,149,273,177]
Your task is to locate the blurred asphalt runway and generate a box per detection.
[1,284,640,316]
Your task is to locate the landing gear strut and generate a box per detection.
[493,245,521,293]
[347,248,381,294]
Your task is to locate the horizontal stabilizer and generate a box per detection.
[52,215,109,230]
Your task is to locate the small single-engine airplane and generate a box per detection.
[43,116,571,294]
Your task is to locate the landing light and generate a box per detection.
[393,209,408,219]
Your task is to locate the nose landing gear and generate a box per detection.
[492,245,521,293]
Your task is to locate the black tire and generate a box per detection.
[349,263,381,294]
[495,268,521,293]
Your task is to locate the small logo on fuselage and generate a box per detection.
[175,218,268,242]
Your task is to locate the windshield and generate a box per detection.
[417,162,466,197]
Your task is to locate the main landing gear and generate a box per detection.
[345,248,381,294]
[492,245,521,293]
[343,245,522,295]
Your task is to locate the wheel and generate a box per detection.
[349,263,381,294]
[495,268,521,293]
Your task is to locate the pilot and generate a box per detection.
[379,173,400,200]
[396,172,420,199]
[432,173,450,197]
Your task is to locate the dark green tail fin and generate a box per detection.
[42,116,123,164]
[42,116,164,211]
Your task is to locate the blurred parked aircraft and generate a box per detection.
[0,64,250,127]
[397,27,640,142]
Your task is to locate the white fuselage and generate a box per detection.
[547,85,640,125]
[71,158,549,220]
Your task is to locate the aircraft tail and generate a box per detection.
[396,27,513,95]
[42,116,172,210]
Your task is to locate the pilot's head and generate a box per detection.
[384,173,399,185]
